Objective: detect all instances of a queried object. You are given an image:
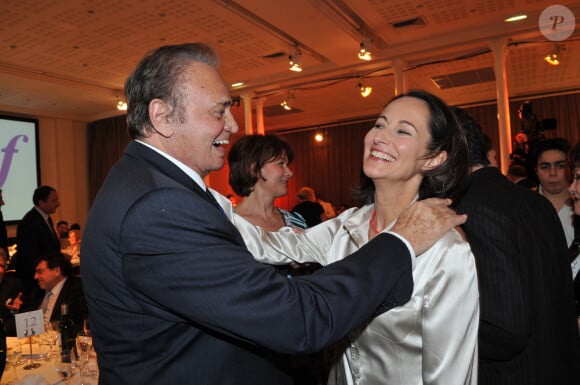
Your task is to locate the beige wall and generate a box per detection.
[6,116,89,239]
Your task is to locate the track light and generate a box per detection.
[358,82,372,98]
[289,48,303,72]
[358,39,372,61]
[280,92,294,110]
[544,45,561,66]
[116,98,127,111]
[544,53,559,65]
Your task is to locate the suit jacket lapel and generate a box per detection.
[125,141,216,206]
[124,142,246,254]
[32,210,61,250]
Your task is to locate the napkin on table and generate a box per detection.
[15,374,51,385]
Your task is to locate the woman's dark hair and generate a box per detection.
[570,141,580,169]
[125,43,219,139]
[228,134,294,197]
[355,90,469,204]
[453,107,490,167]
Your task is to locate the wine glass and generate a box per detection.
[76,331,92,354]
[4,342,25,383]
[76,330,93,385]
[43,321,60,360]
[54,350,75,384]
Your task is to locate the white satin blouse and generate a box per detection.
[214,192,479,385]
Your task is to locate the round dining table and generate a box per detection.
[1,337,98,385]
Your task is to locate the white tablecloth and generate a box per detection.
[2,337,98,385]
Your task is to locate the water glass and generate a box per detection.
[54,350,75,384]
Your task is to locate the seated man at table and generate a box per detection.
[5,252,88,335]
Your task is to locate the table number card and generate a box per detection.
[14,310,45,338]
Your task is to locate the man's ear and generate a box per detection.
[423,151,448,171]
[149,99,174,138]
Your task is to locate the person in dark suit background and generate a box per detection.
[291,186,326,227]
[81,43,466,385]
[4,252,87,336]
[0,190,8,256]
[0,250,22,326]
[12,186,61,294]
[0,248,20,376]
[454,107,579,385]
[506,164,538,190]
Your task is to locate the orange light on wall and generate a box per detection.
[314,132,324,142]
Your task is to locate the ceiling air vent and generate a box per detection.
[391,17,426,29]
[431,67,495,89]
[263,104,303,117]
[261,51,286,59]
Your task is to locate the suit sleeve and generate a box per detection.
[120,188,413,354]
[462,205,530,360]
[233,210,347,266]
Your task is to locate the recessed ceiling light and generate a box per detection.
[231,82,244,88]
[505,14,527,22]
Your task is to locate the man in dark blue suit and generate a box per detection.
[81,43,466,385]
[0,190,8,256]
[0,249,18,378]
[0,249,22,337]
[454,108,579,385]
[13,186,61,294]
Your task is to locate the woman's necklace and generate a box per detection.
[369,210,381,235]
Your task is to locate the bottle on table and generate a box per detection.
[59,304,75,360]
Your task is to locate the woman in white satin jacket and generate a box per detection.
[218,90,479,385]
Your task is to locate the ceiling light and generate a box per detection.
[358,82,372,97]
[358,39,372,61]
[504,14,527,22]
[280,92,295,110]
[544,45,561,66]
[289,48,303,72]
[231,82,244,88]
[544,52,560,65]
[116,99,127,111]
[280,100,292,110]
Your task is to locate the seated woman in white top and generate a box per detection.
[61,228,81,266]
[216,90,479,385]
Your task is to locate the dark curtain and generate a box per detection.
[466,93,580,159]
[87,115,129,202]
[509,93,580,145]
